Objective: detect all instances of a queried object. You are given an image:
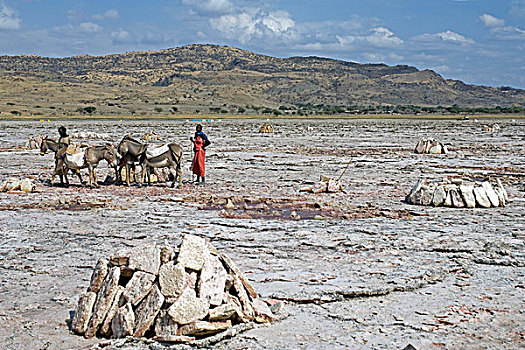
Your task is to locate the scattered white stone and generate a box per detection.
[88,259,109,293]
[128,243,161,275]
[199,253,227,306]
[111,303,135,338]
[432,186,446,206]
[496,178,508,202]
[159,262,187,298]
[482,182,500,207]
[167,288,209,325]
[20,178,35,193]
[133,285,165,337]
[459,184,476,208]
[252,298,276,323]
[473,186,491,208]
[72,292,97,334]
[5,179,21,191]
[100,286,125,336]
[179,320,232,336]
[85,267,121,338]
[177,234,208,271]
[123,271,156,305]
[154,310,178,337]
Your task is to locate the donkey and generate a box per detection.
[62,145,118,188]
[117,135,147,186]
[139,143,183,188]
[39,137,84,186]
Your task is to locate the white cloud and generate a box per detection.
[79,22,102,33]
[261,11,294,34]
[366,27,403,47]
[479,14,505,27]
[414,30,475,44]
[93,9,119,20]
[0,3,20,30]
[210,13,260,44]
[478,13,525,40]
[209,9,295,44]
[111,28,132,44]
[491,25,525,40]
[337,27,403,48]
[436,30,475,44]
[182,0,233,15]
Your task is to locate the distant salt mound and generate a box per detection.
[406,178,508,208]
[414,138,448,154]
[72,234,276,343]
[259,123,274,133]
[1,177,35,193]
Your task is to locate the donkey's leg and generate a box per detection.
[93,167,98,187]
[74,169,84,185]
[87,165,94,188]
[139,163,146,187]
[176,163,182,188]
[146,166,152,186]
[126,164,131,187]
[116,165,122,184]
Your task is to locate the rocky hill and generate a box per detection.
[0,44,523,117]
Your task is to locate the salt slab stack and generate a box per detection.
[259,123,274,133]
[406,178,508,208]
[72,234,275,343]
[414,138,448,154]
[299,175,344,194]
[0,178,35,193]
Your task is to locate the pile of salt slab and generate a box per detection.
[259,123,274,133]
[299,175,344,194]
[0,178,35,193]
[26,135,42,149]
[142,131,160,141]
[72,235,275,343]
[406,178,508,208]
[414,138,448,154]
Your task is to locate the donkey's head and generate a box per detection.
[39,136,49,156]
[117,136,130,155]
[104,144,118,168]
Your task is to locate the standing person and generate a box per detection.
[56,126,71,160]
[190,124,211,183]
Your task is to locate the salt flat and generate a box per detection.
[0,118,523,349]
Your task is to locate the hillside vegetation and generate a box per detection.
[0,44,523,117]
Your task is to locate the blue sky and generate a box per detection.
[0,0,524,88]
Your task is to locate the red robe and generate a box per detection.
[192,136,206,177]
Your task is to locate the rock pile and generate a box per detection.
[406,178,508,208]
[0,178,35,193]
[259,123,274,133]
[299,175,344,194]
[142,131,160,141]
[414,138,448,154]
[26,135,42,149]
[72,235,276,343]
[482,124,500,132]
